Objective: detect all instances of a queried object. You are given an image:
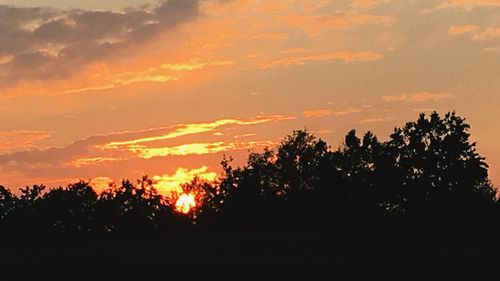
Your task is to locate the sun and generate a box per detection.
[175,193,197,214]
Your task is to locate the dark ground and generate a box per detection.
[1,221,499,279]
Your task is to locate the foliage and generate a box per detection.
[0,111,497,239]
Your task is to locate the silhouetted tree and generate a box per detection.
[275,130,331,225]
[95,176,190,237]
[38,181,98,238]
[180,176,222,224]
[0,111,498,240]
[217,149,285,230]
[216,130,333,228]
[9,185,47,237]
[0,185,15,222]
[387,111,496,218]
[333,130,385,222]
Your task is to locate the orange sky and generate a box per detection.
[0,0,499,194]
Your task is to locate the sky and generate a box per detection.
[0,0,499,194]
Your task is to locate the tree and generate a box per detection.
[9,185,47,237]
[217,149,284,230]
[333,130,385,221]
[0,185,15,221]
[388,111,496,218]
[95,176,188,237]
[276,130,331,225]
[217,130,333,228]
[38,181,98,238]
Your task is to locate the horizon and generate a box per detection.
[1,0,499,193]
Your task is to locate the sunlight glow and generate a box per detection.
[153,166,217,195]
[90,177,113,194]
[175,193,197,214]
[101,115,294,151]
[132,140,277,159]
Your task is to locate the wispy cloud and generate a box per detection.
[472,27,500,41]
[233,133,256,139]
[357,117,396,123]
[0,114,294,187]
[66,157,123,168]
[383,92,454,103]
[261,51,383,69]
[161,59,234,71]
[449,25,500,41]
[484,46,500,51]
[413,108,437,112]
[133,140,277,159]
[0,130,51,154]
[303,109,332,118]
[285,13,395,36]
[62,74,178,94]
[335,106,363,116]
[350,0,392,9]
[244,32,288,41]
[437,0,500,11]
[448,25,480,35]
[280,48,308,55]
[313,129,334,135]
[102,115,295,150]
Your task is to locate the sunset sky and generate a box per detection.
[0,0,499,194]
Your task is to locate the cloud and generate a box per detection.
[448,25,479,35]
[245,32,288,41]
[437,0,500,10]
[233,133,256,139]
[0,130,51,154]
[484,46,500,51]
[303,109,332,118]
[161,62,207,71]
[261,51,383,68]
[280,48,308,55]
[132,140,277,159]
[335,106,363,116]
[472,27,500,41]
[413,108,437,112]
[313,129,334,135]
[101,114,295,150]
[0,54,13,64]
[0,0,200,89]
[383,92,454,103]
[449,25,500,41]
[350,0,392,9]
[160,59,234,71]
[67,157,123,168]
[285,13,395,36]
[152,166,217,195]
[0,114,294,185]
[357,117,396,123]
[62,74,178,94]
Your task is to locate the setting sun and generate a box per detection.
[175,193,197,214]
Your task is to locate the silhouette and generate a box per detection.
[385,112,495,219]
[0,111,497,240]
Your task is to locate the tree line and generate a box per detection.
[0,111,498,240]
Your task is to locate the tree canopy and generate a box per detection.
[0,111,497,239]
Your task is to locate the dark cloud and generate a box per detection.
[0,5,56,29]
[0,0,200,88]
[155,0,199,25]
